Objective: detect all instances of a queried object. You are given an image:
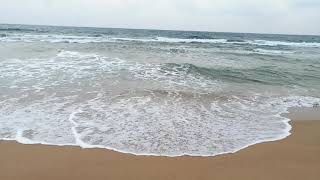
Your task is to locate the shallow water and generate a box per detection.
[0,24,320,156]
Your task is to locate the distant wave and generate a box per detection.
[1,33,320,48]
[251,40,320,48]
[186,35,216,39]
[112,37,228,43]
[0,27,37,32]
[0,34,115,43]
[108,37,320,47]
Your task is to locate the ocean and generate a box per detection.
[0,24,319,156]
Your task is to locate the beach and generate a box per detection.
[1,108,319,180]
[1,24,320,180]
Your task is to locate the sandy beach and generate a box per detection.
[2,22,320,180]
[0,108,319,180]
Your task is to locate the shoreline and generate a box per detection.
[1,107,317,158]
[0,108,320,180]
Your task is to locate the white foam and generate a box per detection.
[252,48,295,55]
[252,40,320,48]
[2,34,319,48]
[0,34,115,43]
[156,37,228,43]
[99,37,320,48]
[1,51,319,157]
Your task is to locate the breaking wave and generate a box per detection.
[1,33,320,48]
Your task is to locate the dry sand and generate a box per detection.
[0,108,319,180]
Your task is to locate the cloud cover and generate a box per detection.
[1,0,319,35]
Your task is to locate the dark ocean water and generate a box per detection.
[0,24,319,156]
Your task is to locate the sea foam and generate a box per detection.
[1,33,320,48]
[0,51,319,156]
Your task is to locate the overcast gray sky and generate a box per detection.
[1,0,320,35]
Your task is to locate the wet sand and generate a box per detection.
[0,108,320,180]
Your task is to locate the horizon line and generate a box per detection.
[1,22,320,37]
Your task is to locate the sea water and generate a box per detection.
[0,24,319,156]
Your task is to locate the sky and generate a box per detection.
[1,0,320,35]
